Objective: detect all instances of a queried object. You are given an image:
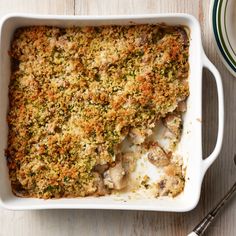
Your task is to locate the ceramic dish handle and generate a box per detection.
[202,53,224,174]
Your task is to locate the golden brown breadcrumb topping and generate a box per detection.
[6,24,189,198]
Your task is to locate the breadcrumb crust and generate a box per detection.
[6,24,189,198]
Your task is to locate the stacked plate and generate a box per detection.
[211,0,236,76]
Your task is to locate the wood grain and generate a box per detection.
[0,0,235,236]
[0,0,74,16]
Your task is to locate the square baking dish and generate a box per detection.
[0,13,224,211]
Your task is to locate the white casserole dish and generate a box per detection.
[0,13,224,211]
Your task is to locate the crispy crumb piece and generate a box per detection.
[140,175,150,189]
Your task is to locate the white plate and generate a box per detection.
[0,13,224,211]
[211,0,236,76]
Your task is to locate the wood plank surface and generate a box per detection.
[0,0,235,236]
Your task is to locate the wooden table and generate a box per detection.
[0,1,235,235]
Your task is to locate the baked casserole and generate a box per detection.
[6,24,189,199]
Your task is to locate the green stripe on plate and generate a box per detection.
[224,0,236,57]
[217,0,236,67]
